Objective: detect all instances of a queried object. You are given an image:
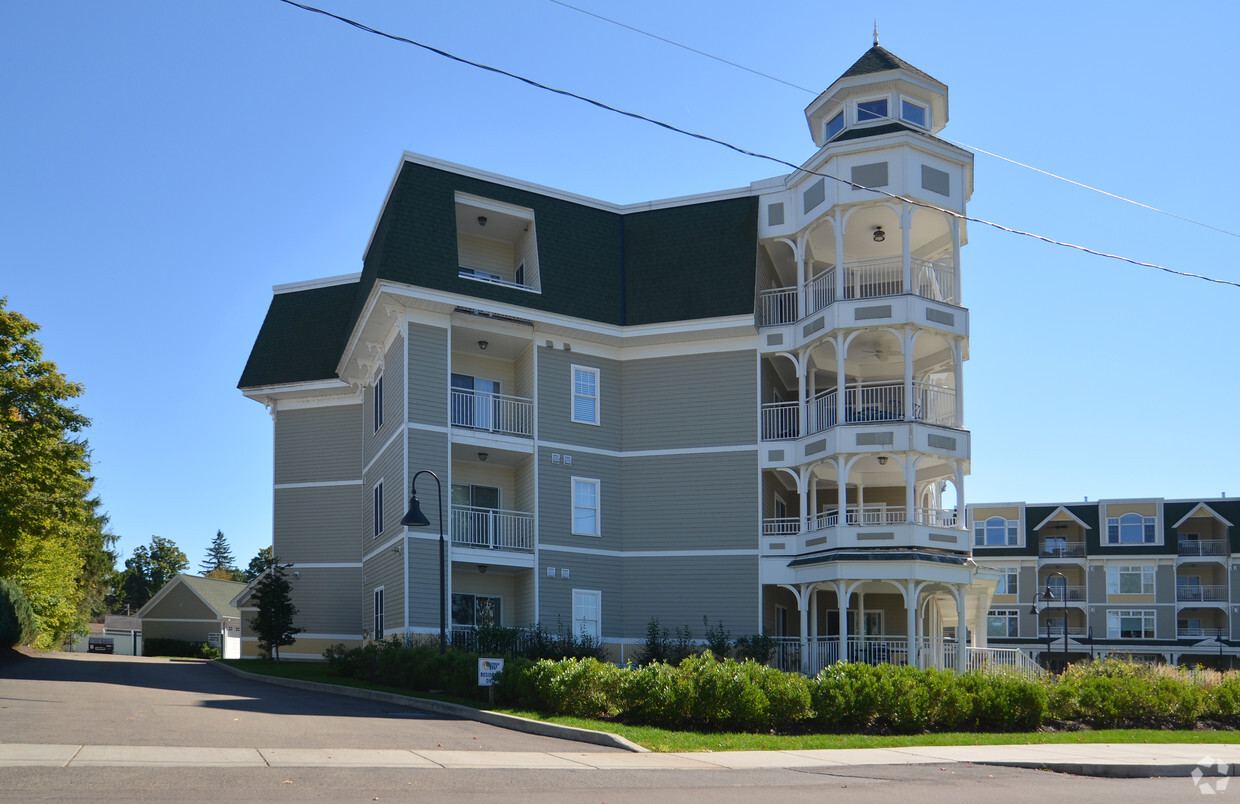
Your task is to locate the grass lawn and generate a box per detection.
[217,659,1239,752]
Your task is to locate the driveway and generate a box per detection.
[0,650,618,752]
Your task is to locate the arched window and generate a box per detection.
[974,515,1018,546]
[1106,512,1156,544]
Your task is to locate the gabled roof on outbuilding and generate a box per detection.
[137,574,247,620]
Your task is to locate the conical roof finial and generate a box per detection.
[873,20,879,47]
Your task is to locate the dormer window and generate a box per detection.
[856,98,888,123]
[824,111,844,141]
[455,192,540,293]
[901,99,928,128]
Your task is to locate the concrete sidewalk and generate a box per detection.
[2,742,1238,777]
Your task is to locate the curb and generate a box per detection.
[978,761,1228,779]
[209,661,647,753]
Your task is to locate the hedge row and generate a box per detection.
[324,642,1240,734]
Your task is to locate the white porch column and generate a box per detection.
[904,456,917,524]
[835,337,847,428]
[952,337,965,427]
[796,234,808,319]
[900,203,913,293]
[810,587,819,639]
[905,581,918,669]
[955,586,968,673]
[903,327,914,422]
[949,216,962,304]
[953,461,966,518]
[836,582,849,664]
[797,353,808,441]
[837,458,849,527]
[798,467,811,535]
[834,213,846,302]
[798,583,811,674]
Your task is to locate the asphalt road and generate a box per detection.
[0,651,617,752]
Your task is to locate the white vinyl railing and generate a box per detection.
[810,506,957,530]
[756,257,959,329]
[761,517,800,537]
[1176,584,1228,602]
[967,647,1042,673]
[1039,540,1087,558]
[771,636,1039,675]
[1178,626,1228,638]
[807,389,836,434]
[450,505,534,552]
[1178,539,1229,557]
[760,400,799,440]
[450,389,533,437]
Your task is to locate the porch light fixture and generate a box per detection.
[478,340,488,351]
[877,456,888,466]
[478,452,488,462]
[872,227,886,243]
[477,216,487,227]
[401,470,447,655]
[478,564,488,574]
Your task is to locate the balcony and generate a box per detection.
[1178,626,1228,639]
[1176,584,1228,603]
[758,257,958,326]
[768,635,1037,674]
[450,389,533,438]
[450,505,534,552]
[761,381,958,440]
[1038,540,1086,559]
[761,506,963,556]
[1177,538,1229,559]
[1039,585,1087,603]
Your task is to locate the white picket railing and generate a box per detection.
[770,636,1039,675]
[764,382,957,439]
[450,389,533,437]
[761,517,800,537]
[806,268,837,316]
[1176,584,1228,603]
[810,506,957,529]
[807,389,836,434]
[757,287,798,326]
[760,400,799,440]
[1178,539,1229,557]
[843,258,903,299]
[450,505,534,552]
[913,257,957,303]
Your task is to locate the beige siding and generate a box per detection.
[407,428,449,523]
[146,583,216,621]
[274,485,360,563]
[142,619,220,644]
[408,324,449,426]
[620,452,758,552]
[449,568,537,627]
[515,225,539,290]
[620,351,757,451]
[290,566,362,637]
[619,555,759,637]
[515,455,536,514]
[274,405,361,484]
[536,347,621,451]
[458,233,515,278]
[452,352,516,393]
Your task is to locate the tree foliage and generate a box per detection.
[249,558,300,660]
[0,298,116,647]
[244,545,274,582]
[199,530,237,575]
[0,577,38,648]
[117,535,188,610]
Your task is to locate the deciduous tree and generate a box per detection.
[117,535,188,609]
[244,545,274,582]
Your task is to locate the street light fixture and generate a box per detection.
[401,469,446,655]
[1031,570,1069,670]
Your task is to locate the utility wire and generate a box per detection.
[550,0,1240,243]
[273,0,1240,289]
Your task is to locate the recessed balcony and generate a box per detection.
[451,505,534,553]
[1177,538,1229,560]
[1038,539,1087,559]
[1176,584,1228,604]
[758,257,957,326]
[450,388,533,438]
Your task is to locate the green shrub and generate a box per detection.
[198,644,222,660]
[635,617,671,666]
[523,657,622,719]
[812,662,882,732]
[143,637,203,658]
[955,671,1047,731]
[0,579,38,648]
[741,659,813,731]
[733,633,776,665]
[1206,673,1240,725]
[1052,659,1205,728]
[677,652,769,732]
[616,660,687,725]
[703,617,732,660]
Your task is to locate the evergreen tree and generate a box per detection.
[249,558,300,660]
[117,535,188,609]
[244,545,274,582]
[199,530,236,575]
[0,298,116,647]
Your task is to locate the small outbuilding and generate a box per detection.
[137,574,246,658]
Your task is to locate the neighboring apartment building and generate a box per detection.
[239,43,1006,670]
[968,497,1240,668]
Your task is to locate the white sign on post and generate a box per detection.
[478,658,504,687]
[207,633,221,648]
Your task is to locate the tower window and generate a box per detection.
[857,98,888,123]
[824,111,844,141]
[901,99,928,128]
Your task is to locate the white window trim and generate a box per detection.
[1106,564,1155,596]
[372,479,385,539]
[1103,512,1160,546]
[451,592,503,628]
[823,110,845,141]
[996,568,1019,597]
[572,589,601,640]
[854,95,892,126]
[571,477,601,537]
[373,586,385,640]
[987,609,1020,638]
[373,372,384,433]
[899,97,930,129]
[570,365,600,425]
[974,516,1020,547]
[1107,608,1156,639]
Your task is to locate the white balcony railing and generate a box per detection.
[761,517,800,537]
[1039,584,1086,602]
[809,506,957,530]
[1176,584,1228,603]
[757,257,958,328]
[1178,539,1229,557]
[450,389,533,437]
[760,400,799,440]
[770,636,1038,675]
[807,389,836,434]
[1177,627,1228,638]
[450,505,534,552]
[762,382,959,441]
[1039,541,1087,558]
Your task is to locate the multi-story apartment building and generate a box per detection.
[238,43,1011,670]
[969,497,1239,668]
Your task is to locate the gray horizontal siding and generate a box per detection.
[274,405,361,484]
[536,347,621,451]
[620,351,757,451]
[620,451,758,551]
[362,437,404,551]
[536,447,621,550]
[274,485,361,563]
[364,551,405,638]
[290,566,362,636]
[407,428,449,524]
[364,333,406,465]
[409,323,448,427]
[620,555,759,637]
[406,537,442,631]
[536,551,623,636]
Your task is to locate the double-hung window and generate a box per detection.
[372,480,384,538]
[987,609,1019,638]
[373,587,385,640]
[373,372,384,432]
[572,478,600,536]
[1106,513,1156,544]
[996,569,1018,598]
[1106,565,1154,595]
[572,589,601,639]
[571,365,599,424]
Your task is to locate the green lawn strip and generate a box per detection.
[218,660,1238,752]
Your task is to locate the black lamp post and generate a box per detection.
[1030,588,1053,668]
[401,469,446,655]
[1031,569,1068,670]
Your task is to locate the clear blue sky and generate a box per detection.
[3,1,1236,573]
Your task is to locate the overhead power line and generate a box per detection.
[273,0,1240,289]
